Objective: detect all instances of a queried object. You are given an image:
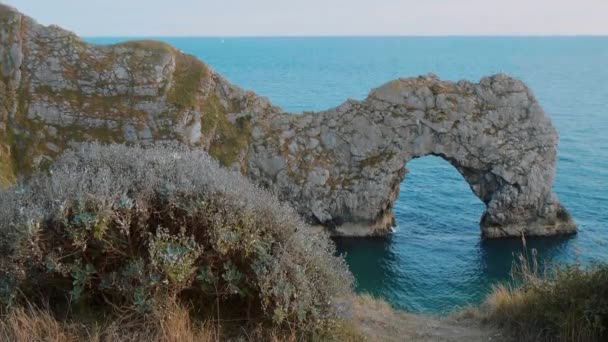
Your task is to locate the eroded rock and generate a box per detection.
[250,74,576,237]
[0,4,576,237]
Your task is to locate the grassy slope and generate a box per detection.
[2,295,508,342]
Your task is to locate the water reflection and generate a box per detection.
[334,233,576,314]
[477,235,577,281]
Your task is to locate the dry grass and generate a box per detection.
[153,301,218,342]
[0,307,78,342]
[0,299,364,342]
[354,293,395,313]
[478,236,608,342]
[3,294,513,342]
[481,284,526,319]
[0,302,219,342]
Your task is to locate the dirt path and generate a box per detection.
[351,295,506,342]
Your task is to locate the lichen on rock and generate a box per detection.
[0,4,576,237]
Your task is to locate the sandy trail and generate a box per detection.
[351,295,506,342]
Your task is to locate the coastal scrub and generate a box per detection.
[0,143,353,338]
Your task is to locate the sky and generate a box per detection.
[5,0,608,36]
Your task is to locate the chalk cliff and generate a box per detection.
[0,4,576,237]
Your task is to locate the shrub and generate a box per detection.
[482,240,608,342]
[0,143,353,333]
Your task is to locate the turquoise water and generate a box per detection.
[89,37,608,313]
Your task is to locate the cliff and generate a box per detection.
[0,4,576,237]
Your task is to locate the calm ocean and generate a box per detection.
[89,37,608,314]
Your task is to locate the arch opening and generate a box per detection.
[395,155,485,233]
[334,155,575,313]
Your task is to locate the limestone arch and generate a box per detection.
[248,74,576,238]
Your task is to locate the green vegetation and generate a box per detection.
[202,94,253,168]
[200,94,224,134]
[34,86,141,117]
[117,39,174,52]
[208,114,253,168]
[0,143,15,188]
[479,239,608,342]
[167,52,209,109]
[0,144,355,340]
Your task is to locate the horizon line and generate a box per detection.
[83,34,608,39]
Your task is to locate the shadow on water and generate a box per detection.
[333,236,397,288]
[477,234,578,281]
[333,232,577,314]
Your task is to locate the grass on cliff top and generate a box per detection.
[0,143,355,340]
[200,94,253,168]
[167,52,209,109]
[469,237,608,342]
[91,39,210,111]
[116,40,174,52]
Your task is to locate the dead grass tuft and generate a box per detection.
[0,307,78,342]
[479,236,608,342]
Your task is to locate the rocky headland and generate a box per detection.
[0,3,576,237]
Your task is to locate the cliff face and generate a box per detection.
[0,4,278,180]
[0,4,576,237]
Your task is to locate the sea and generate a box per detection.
[88,36,608,314]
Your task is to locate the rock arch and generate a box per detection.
[0,4,575,237]
[247,74,577,237]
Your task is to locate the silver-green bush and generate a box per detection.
[0,143,353,330]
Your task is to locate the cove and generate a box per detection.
[335,156,577,313]
[12,28,608,314]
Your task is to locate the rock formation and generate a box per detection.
[0,4,576,237]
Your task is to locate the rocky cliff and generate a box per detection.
[0,4,576,237]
